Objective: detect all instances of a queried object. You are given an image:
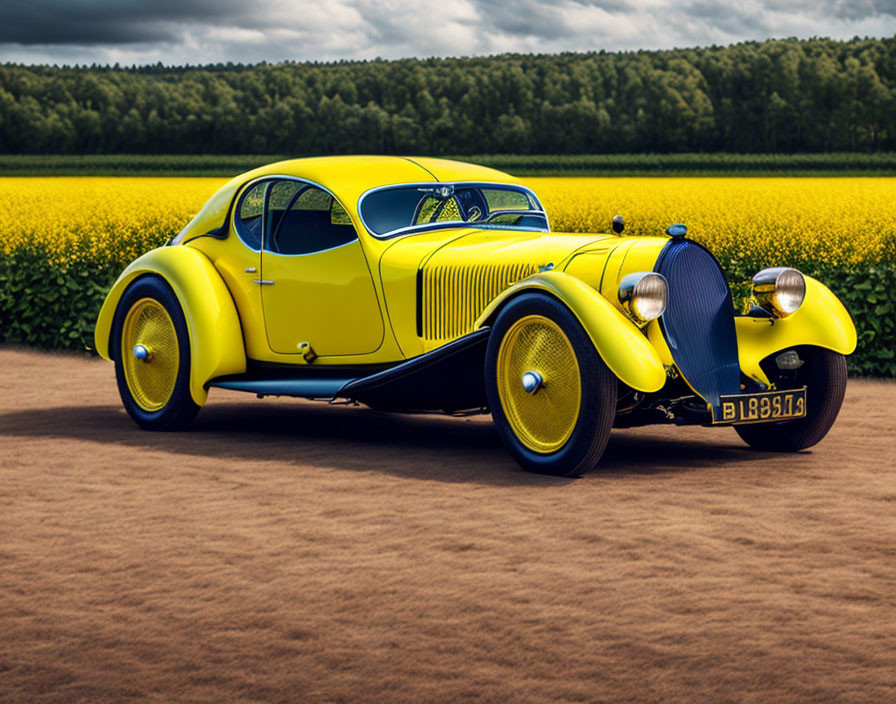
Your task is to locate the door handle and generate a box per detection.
[253,279,274,286]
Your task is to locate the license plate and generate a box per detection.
[715,388,807,424]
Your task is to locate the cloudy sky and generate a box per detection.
[0,0,894,66]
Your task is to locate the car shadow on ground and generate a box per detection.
[0,399,778,485]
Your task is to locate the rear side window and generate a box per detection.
[266,180,304,240]
[235,181,267,249]
[266,183,356,255]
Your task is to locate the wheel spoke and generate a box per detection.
[121,298,179,412]
[496,314,581,453]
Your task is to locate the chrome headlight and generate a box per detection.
[752,267,806,318]
[618,272,668,324]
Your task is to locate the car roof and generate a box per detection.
[175,156,518,243]
[228,155,515,202]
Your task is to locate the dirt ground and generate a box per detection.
[1,347,894,704]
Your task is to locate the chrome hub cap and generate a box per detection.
[133,344,151,362]
[521,371,543,394]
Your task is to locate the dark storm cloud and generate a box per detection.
[685,0,776,35]
[0,0,245,45]
[682,0,896,24]
[472,0,585,40]
[761,0,896,20]
[0,0,894,65]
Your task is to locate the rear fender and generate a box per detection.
[735,276,856,386]
[94,246,247,405]
[475,271,666,393]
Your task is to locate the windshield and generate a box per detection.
[359,183,549,237]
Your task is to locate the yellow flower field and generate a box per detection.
[0,177,223,268]
[0,175,892,375]
[1,176,893,271]
[528,177,896,269]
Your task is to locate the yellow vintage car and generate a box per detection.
[95,157,856,475]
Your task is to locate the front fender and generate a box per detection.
[735,276,857,385]
[475,271,666,393]
[94,246,246,405]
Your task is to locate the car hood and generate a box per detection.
[378,227,622,358]
[416,228,613,271]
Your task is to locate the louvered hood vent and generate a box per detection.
[420,263,537,342]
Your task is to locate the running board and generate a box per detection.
[341,329,490,411]
[206,328,491,407]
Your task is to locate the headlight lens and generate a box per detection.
[618,272,668,323]
[752,267,806,318]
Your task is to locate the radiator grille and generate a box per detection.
[421,263,537,341]
[655,240,740,418]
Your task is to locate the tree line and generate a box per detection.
[0,36,893,155]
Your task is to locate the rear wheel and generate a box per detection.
[112,276,200,431]
[736,347,847,452]
[485,293,617,476]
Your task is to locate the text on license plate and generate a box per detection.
[716,388,807,424]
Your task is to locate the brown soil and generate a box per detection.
[1,347,894,704]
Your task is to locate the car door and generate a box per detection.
[260,179,384,357]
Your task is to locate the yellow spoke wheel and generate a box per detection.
[496,314,582,453]
[120,297,180,412]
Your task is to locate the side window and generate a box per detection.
[235,181,267,250]
[266,180,304,241]
[266,183,356,256]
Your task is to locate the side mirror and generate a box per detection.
[612,215,625,234]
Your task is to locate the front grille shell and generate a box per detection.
[654,240,741,418]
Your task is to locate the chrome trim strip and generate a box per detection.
[357,181,551,239]
[208,377,354,399]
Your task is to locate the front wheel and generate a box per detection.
[112,275,200,431]
[736,347,847,452]
[485,293,617,476]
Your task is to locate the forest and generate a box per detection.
[0,36,894,155]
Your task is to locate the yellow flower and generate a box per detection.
[0,177,224,267]
[2,176,892,274]
[526,177,895,268]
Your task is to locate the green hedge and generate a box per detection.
[2,153,896,177]
[1,245,892,377]
[725,264,895,377]
[0,247,126,352]
[831,266,896,376]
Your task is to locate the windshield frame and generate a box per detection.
[357,181,550,239]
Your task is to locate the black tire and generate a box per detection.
[485,293,617,476]
[735,347,847,452]
[111,275,201,431]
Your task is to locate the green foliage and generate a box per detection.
[1,36,896,156]
[720,260,895,377]
[0,153,284,176]
[2,152,896,177]
[824,266,896,377]
[470,153,896,176]
[0,246,116,351]
[0,243,891,376]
